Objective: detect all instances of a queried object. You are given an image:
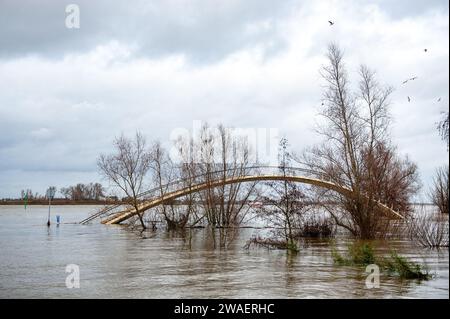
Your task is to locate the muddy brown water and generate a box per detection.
[0,205,448,298]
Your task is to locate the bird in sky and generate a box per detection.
[402,76,418,84]
[437,97,442,102]
[407,96,411,103]
[424,48,428,52]
[328,20,334,26]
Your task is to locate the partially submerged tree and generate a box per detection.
[151,141,198,230]
[300,44,419,239]
[195,123,257,227]
[172,135,203,227]
[431,108,449,214]
[192,123,258,247]
[258,138,312,252]
[98,132,152,229]
[361,143,419,214]
[430,166,449,215]
[407,210,449,248]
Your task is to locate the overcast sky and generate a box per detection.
[0,0,448,199]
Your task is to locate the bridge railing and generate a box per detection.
[80,165,334,224]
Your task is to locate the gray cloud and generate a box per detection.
[2,1,446,62]
[0,0,293,62]
[375,0,448,18]
[0,0,448,198]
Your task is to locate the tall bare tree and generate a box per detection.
[188,123,258,247]
[98,132,152,229]
[300,44,419,239]
[195,123,257,228]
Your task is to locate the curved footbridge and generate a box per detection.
[80,166,404,225]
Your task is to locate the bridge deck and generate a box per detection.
[101,174,404,225]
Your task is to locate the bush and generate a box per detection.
[349,243,376,265]
[332,242,431,280]
[331,242,375,265]
[244,236,299,252]
[296,216,335,238]
[407,213,449,248]
[331,247,351,266]
[383,253,432,280]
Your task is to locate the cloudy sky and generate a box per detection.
[0,0,448,199]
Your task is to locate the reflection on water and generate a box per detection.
[0,205,448,298]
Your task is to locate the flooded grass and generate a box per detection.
[332,242,376,266]
[332,242,432,280]
[383,253,432,280]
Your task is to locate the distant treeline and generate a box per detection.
[18,183,106,201]
[60,183,104,200]
[0,198,124,205]
[0,183,121,204]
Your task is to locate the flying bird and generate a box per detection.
[424,48,428,52]
[402,76,418,84]
[437,97,442,102]
[407,96,411,103]
[328,20,334,26]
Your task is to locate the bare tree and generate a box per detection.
[21,189,34,200]
[45,186,57,199]
[193,123,258,247]
[408,211,449,248]
[151,141,196,230]
[430,166,449,215]
[437,111,449,149]
[258,138,311,251]
[361,143,419,214]
[60,183,104,200]
[430,108,449,214]
[98,132,152,229]
[299,44,419,239]
[173,135,202,226]
[195,123,257,228]
[91,183,105,200]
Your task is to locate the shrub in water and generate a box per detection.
[332,242,431,280]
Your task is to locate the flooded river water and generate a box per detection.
[0,205,448,298]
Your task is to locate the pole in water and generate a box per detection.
[46,187,56,227]
[47,196,51,226]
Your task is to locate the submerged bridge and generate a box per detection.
[80,166,404,225]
